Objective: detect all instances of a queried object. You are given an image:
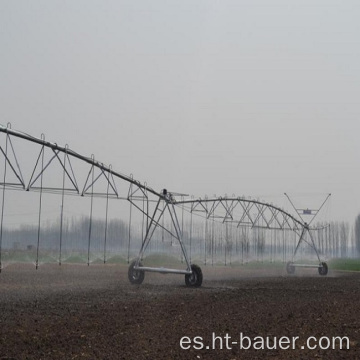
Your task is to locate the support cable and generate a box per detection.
[127,194,133,264]
[0,131,9,272]
[59,146,67,266]
[36,138,45,270]
[211,211,215,266]
[103,166,111,264]
[204,217,207,265]
[189,209,193,264]
[181,197,184,263]
[87,159,95,266]
[141,190,145,250]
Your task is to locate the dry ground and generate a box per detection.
[0,263,359,359]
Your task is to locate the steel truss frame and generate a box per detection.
[131,189,192,276]
[0,124,330,283]
[283,193,331,275]
[173,196,330,276]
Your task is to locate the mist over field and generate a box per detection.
[1,0,360,223]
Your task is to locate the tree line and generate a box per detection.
[1,215,360,262]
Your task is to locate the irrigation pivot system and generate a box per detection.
[0,124,330,286]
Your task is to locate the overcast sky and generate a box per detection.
[1,0,360,223]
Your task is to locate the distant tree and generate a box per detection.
[339,221,350,258]
[330,221,339,257]
[351,227,356,257]
[354,214,360,256]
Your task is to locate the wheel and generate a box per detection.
[318,262,328,276]
[286,261,295,275]
[185,264,203,287]
[128,259,145,285]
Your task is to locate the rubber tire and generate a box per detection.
[185,264,203,287]
[128,259,145,285]
[286,261,295,275]
[318,262,328,276]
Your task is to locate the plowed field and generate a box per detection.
[0,263,359,359]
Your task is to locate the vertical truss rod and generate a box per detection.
[0,134,9,272]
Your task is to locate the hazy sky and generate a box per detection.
[1,0,360,223]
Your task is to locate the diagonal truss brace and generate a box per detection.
[27,146,79,193]
[291,224,322,264]
[82,162,118,197]
[0,134,25,189]
[132,189,192,275]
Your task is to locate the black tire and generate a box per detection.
[286,261,295,275]
[185,264,203,287]
[318,262,328,276]
[128,259,145,285]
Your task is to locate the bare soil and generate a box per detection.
[0,263,359,359]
